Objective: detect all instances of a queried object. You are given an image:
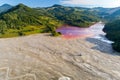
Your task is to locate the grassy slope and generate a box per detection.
[0,4,62,38]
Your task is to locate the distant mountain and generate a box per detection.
[52,4,63,7]
[0,4,12,13]
[104,7,120,20]
[44,5,99,27]
[106,7,120,14]
[93,7,109,13]
[93,7,120,21]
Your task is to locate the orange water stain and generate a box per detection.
[61,34,94,40]
[57,22,105,40]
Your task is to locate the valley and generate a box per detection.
[0,3,120,80]
[0,22,119,80]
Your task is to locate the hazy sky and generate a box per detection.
[0,0,120,8]
[61,0,120,8]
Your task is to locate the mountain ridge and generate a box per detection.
[0,4,12,13]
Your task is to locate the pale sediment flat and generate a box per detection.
[0,33,120,80]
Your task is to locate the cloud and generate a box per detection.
[60,0,120,8]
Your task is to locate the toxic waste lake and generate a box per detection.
[57,22,113,43]
[57,22,105,39]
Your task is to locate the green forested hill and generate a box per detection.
[103,20,120,52]
[44,4,100,27]
[0,4,62,37]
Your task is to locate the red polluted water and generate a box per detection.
[56,22,105,39]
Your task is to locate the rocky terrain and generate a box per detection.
[0,32,120,80]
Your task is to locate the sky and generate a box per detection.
[0,0,120,8]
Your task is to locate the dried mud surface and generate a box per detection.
[0,33,120,80]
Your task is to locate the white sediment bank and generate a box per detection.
[89,22,114,44]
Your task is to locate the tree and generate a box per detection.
[0,20,7,34]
